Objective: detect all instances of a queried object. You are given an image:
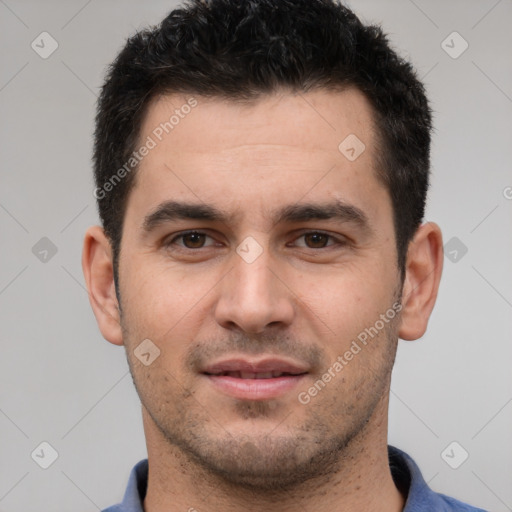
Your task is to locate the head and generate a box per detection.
[93,0,432,289]
[84,0,443,491]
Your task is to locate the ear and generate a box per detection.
[82,225,123,346]
[398,222,444,341]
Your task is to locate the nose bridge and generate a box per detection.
[214,239,294,333]
[235,248,275,302]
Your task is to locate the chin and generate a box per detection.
[167,425,353,491]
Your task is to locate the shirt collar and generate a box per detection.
[115,458,147,512]
[108,446,484,511]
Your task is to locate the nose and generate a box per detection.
[214,245,295,334]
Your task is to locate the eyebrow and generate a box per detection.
[142,199,373,235]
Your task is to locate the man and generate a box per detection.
[82,0,486,510]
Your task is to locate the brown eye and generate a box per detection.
[303,232,330,248]
[165,231,215,250]
[181,231,207,248]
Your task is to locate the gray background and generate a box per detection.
[1,0,511,510]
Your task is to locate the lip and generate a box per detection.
[201,357,309,400]
[202,357,309,375]
[204,374,307,400]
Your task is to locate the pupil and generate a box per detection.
[306,233,327,248]
[184,232,204,248]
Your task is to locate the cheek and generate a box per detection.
[129,358,186,415]
[293,261,395,338]
[120,260,223,360]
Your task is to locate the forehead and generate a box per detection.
[126,88,389,229]
[140,87,376,157]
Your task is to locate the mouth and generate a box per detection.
[204,370,305,378]
[201,358,309,400]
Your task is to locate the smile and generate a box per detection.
[203,373,307,400]
[205,370,304,379]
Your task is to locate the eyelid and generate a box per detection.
[288,230,347,248]
[165,230,218,248]
[164,229,347,250]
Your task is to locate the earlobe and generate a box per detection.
[82,225,124,346]
[398,222,444,341]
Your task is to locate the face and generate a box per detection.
[116,89,403,489]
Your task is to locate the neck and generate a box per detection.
[142,396,405,512]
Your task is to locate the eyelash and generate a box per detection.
[164,230,346,251]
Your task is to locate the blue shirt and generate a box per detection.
[103,446,487,511]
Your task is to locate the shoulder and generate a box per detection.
[101,459,148,512]
[388,446,488,512]
[435,493,489,512]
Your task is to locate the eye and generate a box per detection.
[292,231,344,249]
[166,231,217,249]
[164,230,346,253]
